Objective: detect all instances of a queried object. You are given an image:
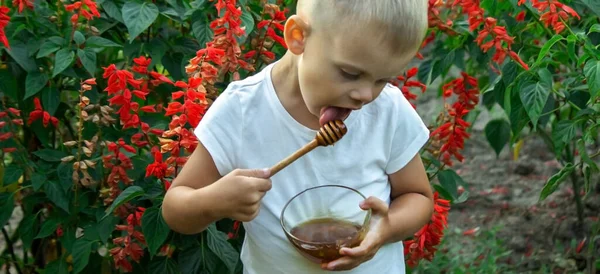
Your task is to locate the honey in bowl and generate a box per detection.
[280,185,372,264]
[287,217,366,263]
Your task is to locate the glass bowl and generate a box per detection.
[280,185,371,264]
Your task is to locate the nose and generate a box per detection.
[349,86,374,105]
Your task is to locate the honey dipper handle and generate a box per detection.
[268,139,319,177]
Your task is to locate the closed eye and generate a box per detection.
[339,69,360,80]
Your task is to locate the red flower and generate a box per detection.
[475,17,529,71]
[110,207,146,273]
[65,0,101,21]
[132,56,151,74]
[442,72,479,109]
[454,0,484,31]
[12,0,33,13]
[430,102,472,166]
[519,0,580,33]
[390,67,427,109]
[0,6,10,49]
[427,0,457,35]
[101,139,135,205]
[27,98,59,128]
[146,146,168,179]
[516,10,526,21]
[404,192,450,267]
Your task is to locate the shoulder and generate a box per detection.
[213,66,272,111]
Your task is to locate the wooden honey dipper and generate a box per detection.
[268,120,348,177]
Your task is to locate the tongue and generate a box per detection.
[319,107,349,127]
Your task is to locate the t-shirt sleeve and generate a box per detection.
[385,87,430,174]
[193,87,242,176]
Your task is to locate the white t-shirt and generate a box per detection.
[194,62,430,274]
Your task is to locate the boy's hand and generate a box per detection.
[321,196,392,271]
[212,168,272,222]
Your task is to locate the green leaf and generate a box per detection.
[485,119,511,157]
[142,206,171,256]
[437,169,464,201]
[100,0,124,23]
[191,11,214,47]
[581,0,600,17]
[33,149,67,162]
[73,31,86,46]
[72,238,93,274]
[537,68,553,88]
[566,34,577,63]
[149,257,179,274]
[3,165,23,186]
[19,214,38,249]
[95,213,119,244]
[583,165,592,196]
[41,86,60,116]
[238,10,254,43]
[44,182,70,213]
[206,224,239,274]
[37,40,62,58]
[540,163,574,201]
[584,60,600,100]
[552,120,579,154]
[6,43,38,72]
[103,186,144,218]
[86,36,122,48]
[25,71,49,100]
[43,257,69,274]
[535,35,563,66]
[56,162,73,191]
[577,139,599,172]
[0,193,14,228]
[590,24,600,34]
[35,217,61,239]
[52,49,75,77]
[502,61,518,86]
[31,172,46,191]
[178,245,203,274]
[519,80,550,129]
[0,69,18,101]
[77,49,97,76]
[122,1,159,43]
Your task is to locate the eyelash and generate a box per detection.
[339,69,360,80]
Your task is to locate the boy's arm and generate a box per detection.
[381,152,434,243]
[162,141,273,235]
[162,142,223,234]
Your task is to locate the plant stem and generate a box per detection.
[566,143,585,229]
[2,228,24,274]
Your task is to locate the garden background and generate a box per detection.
[0,0,599,273]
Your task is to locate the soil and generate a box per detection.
[414,88,600,273]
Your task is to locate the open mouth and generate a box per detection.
[319,106,353,127]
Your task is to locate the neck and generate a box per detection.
[271,52,320,130]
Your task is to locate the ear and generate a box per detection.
[284,15,310,55]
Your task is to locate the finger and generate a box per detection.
[250,178,272,192]
[339,236,375,257]
[242,192,265,205]
[360,196,389,215]
[322,256,362,271]
[234,168,270,178]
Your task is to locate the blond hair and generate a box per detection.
[298,0,428,55]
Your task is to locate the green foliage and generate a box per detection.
[0,0,598,273]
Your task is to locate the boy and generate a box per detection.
[162,0,434,273]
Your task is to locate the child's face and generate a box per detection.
[296,26,415,126]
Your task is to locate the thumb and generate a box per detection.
[235,168,271,178]
[359,196,389,215]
